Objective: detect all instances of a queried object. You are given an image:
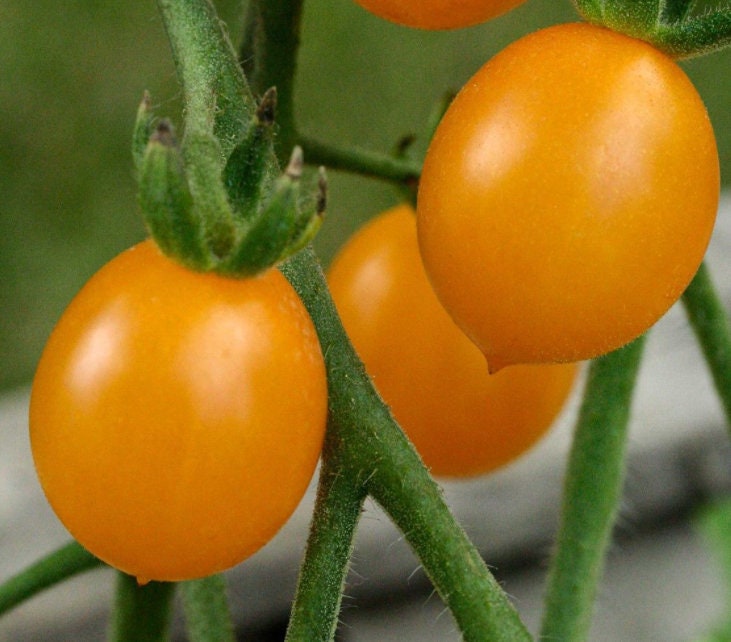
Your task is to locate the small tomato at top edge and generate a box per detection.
[328,204,578,478]
[417,23,719,370]
[352,0,527,30]
[30,239,327,583]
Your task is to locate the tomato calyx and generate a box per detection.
[134,88,327,277]
[573,0,731,59]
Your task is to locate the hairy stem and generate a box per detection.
[299,135,422,185]
[286,430,368,641]
[109,574,176,642]
[280,249,532,642]
[541,337,646,641]
[181,575,236,642]
[0,542,103,616]
[682,262,731,428]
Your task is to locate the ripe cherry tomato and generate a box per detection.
[352,0,527,30]
[417,23,719,370]
[328,204,577,477]
[30,240,327,582]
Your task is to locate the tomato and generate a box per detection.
[30,240,327,583]
[352,0,527,30]
[417,23,719,370]
[328,204,577,477]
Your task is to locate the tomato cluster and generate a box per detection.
[329,205,577,477]
[30,240,327,582]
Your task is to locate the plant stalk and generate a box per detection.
[541,337,646,641]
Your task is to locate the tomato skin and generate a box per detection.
[30,240,327,582]
[353,0,527,30]
[328,205,577,477]
[417,23,719,369]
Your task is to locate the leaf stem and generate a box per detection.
[540,337,646,641]
[682,262,731,428]
[109,574,176,642]
[0,541,103,616]
[181,575,236,642]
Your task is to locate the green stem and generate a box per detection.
[280,249,532,642]
[0,541,103,616]
[246,0,304,162]
[682,262,731,428]
[286,430,368,641]
[541,337,646,642]
[299,135,422,185]
[157,0,255,155]
[181,575,236,642]
[109,574,176,642]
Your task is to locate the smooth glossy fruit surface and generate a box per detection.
[30,240,327,582]
[417,23,719,369]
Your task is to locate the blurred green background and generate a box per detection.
[0,0,729,391]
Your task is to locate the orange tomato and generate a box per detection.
[417,23,719,369]
[328,205,577,477]
[30,240,327,582]
[352,0,527,30]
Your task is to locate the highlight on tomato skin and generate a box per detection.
[328,204,578,478]
[417,22,719,369]
[29,239,328,583]
[352,0,527,30]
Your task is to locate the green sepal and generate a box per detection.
[218,147,302,276]
[223,87,277,219]
[600,0,661,36]
[132,91,155,176]
[573,0,731,58]
[182,131,237,260]
[655,10,731,59]
[137,120,209,270]
[572,0,604,24]
[660,0,694,24]
[278,166,327,262]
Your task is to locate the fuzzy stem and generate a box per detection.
[541,337,646,641]
[286,431,368,641]
[0,541,103,616]
[246,0,304,162]
[181,575,236,642]
[109,574,176,642]
[280,249,531,642]
[299,135,422,185]
[682,262,731,428]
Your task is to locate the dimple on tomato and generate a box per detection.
[352,0,527,30]
[417,23,719,370]
[328,204,577,478]
[30,240,327,583]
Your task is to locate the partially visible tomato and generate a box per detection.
[417,23,719,370]
[30,240,327,583]
[352,0,527,30]
[328,205,577,477]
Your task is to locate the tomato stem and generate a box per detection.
[299,135,422,185]
[110,573,176,642]
[180,575,236,642]
[540,337,646,641]
[682,262,731,428]
[280,247,532,642]
[286,433,368,641]
[0,541,103,617]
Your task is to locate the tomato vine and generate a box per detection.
[2,0,731,640]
